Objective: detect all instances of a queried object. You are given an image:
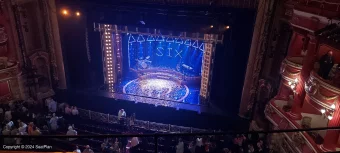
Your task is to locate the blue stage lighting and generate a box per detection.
[166,37,174,42]
[192,40,199,48]
[137,35,145,42]
[147,35,155,41]
[128,34,136,43]
[184,39,191,46]
[199,43,205,51]
[156,35,165,41]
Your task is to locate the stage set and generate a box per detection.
[95,24,223,107]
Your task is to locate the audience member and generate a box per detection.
[31,126,41,135]
[4,109,12,122]
[83,145,94,153]
[48,99,57,113]
[72,106,79,115]
[2,125,11,144]
[27,122,34,135]
[318,50,334,79]
[131,137,139,148]
[74,146,81,153]
[65,105,72,115]
[58,102,66,113]
[176,138,184,153]
[49,113,59,131]
[66,125,78,141]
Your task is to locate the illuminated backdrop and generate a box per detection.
[125,34,204,77]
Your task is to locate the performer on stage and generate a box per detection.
[318,51,334,79]
[135,56,152,69]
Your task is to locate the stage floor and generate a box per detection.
[57,89,249,130]
[115,78,201,105]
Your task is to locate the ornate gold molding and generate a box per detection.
[284,58,303,69]
[317,90,338,101]
[307,94,333,110]
[310,71,340,94]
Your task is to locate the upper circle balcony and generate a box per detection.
[281,57,303,85]
[305,71,340,111]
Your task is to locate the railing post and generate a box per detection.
[190,127,193,133]
[155,134,158,153]
[108,113,110,123]
[147,121,150,130]
[168,124,171,132]
[89,110,91,120]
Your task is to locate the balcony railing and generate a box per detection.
[265,99,320,153]
[289,0,340,17]
[77,108,209,133]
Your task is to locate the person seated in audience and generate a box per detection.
[188,141,196,153]
[65,105,72,115]
[4,108,12,122]
[48,98,57,113]
[118,109,126,125]
[66,125,78,141]
[45,98,51,111]
[58,102,66,113]
[16,124,28,145]
[196,138,204,153]
[21,104,28,113]
[72,106,79,115]
[131,137,139,148]
[176,138,184,153]
[40,125,49,135]
[0,105,3,116]
[118,109,123,120]
[27,122,34,135]
[10,125,18,144]
[74,146,81,153]
[49,113,60,131]
[318,50,334,79]
[8,101,14,110]
[83,145,94,153]
[2,125,11,144]
[6,120,14,128]
[129,113,135,128]
[31,126,41,135]
[18,120,27,133]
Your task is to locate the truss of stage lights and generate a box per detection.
[127,34,205,51]
[94,23,223,44]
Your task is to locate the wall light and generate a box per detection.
[62,9,68,15]
[320,103,336,120]
[76,11,81,16]
[328,115,333,120]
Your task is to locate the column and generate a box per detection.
[287,35,317,120]
[286,32,297,57]
[47,0,67,89]
[320,109,340,152]
[275,82,291,100]
[239,0,269,117]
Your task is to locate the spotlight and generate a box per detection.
[328,115,333,120]
[210,25,214,28]
[62,9,68,15]
[321,109,326,114]
[331,104,336,109]
[76,11,81,16]
[225,26,230,29]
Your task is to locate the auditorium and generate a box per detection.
[0,0,339,153]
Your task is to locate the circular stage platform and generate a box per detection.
[123,77,190,102]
